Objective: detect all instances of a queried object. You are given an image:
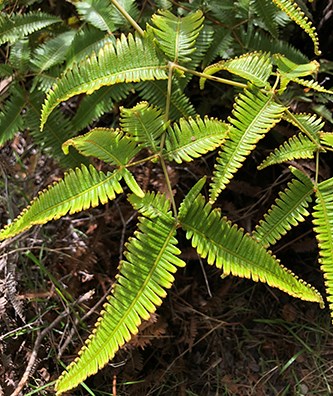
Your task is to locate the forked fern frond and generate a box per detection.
[209,85,286,203]
[252,167,313,247]
[313,177,333,318]
[0,11,61,45]
[41,32,168,129]
[55,207,185,394]
[200,52,272,89]
[149,9,204,63]
[0,165,123,241]
[120,102,166,152]
[180,192,323,304]
[164,116,229,163]
[0,84,25,146]
[62,128,140,166]
[271,0,321,55]
[257,133,318,170]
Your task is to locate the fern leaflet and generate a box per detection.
[258,133,318,170]
[164,116,229,163]
[0,165,123,240]
[271,0,321,55]
[313,177,333,317]
[252,167,313,247]
[200,52,272,89]
[55,207,185,394]
[0,11,61,45]
[149,9,204,63]
[41,32,168,129]
[209,85,286,203]
[180,192,323,304]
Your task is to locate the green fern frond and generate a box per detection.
[244,29,308,64]
[0,11,61,45]
[62,128,140,166]
[252,167,313,247]
[257,133,318,170]
[164,116,229,163]
[292,77,333,95]
[75,0,118,33]
[180,192,323,304]
[0,165,123,241]
[320,132,333,149]
[0,84,25,146]
[209,86,286,203]
[178,176,206,220]
[253,0,279,37]
[313,177,333,317]
[71,84,133,133]
[30,31,76,73]
[55,210,185,394]
[25,91,86,167]
[65,26,114,68]
[200,52,272,89]
[129,190,171,219]
[120,102,166,152]
[274,54,319,79]
[202,27,233,68]
[271,0,321,55]
[137,79,196,120]
[149,9,204,63]
[283,112,324,137]
[9,38,31,72]
[41,32,168,129]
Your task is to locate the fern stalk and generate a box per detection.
[110,0,144,36]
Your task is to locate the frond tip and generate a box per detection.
[0,165,123,241]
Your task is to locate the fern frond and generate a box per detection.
[209,86,286,203]
[9,38,31,72]
[70,84,133,133]
[271,0,321,55]
[62,128,140,166]
[258,133,318,170]
[66,26,114,68]
[244,29,308,64]
[200,52,272,89]
[252,167,313,247]
[164,116,229,163]
[137,79,196,120]
[25,91,86,167]
[0,11,61,45]
[149,9,204,63]
[320,132,333,149]
[292,77,333,95]
[41,32,168,129]
[120,102,166,152]
[253,0,279,37]
[0,84,25,146]
[75,0,117,33]
[0,165,123,241]
[274,54,319,79]
[30,31,76,73]
[202,27,233,68]
[283,112,324,137]
[180,192,323,304]
[129,191,171,219]
[55,210,185,394]
[313,177,333,317]
[178,177,206,220]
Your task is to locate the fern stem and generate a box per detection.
[171,63,248,89]
[159,62,178,217]
[315,150,319,187]
[110,0,144,36]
